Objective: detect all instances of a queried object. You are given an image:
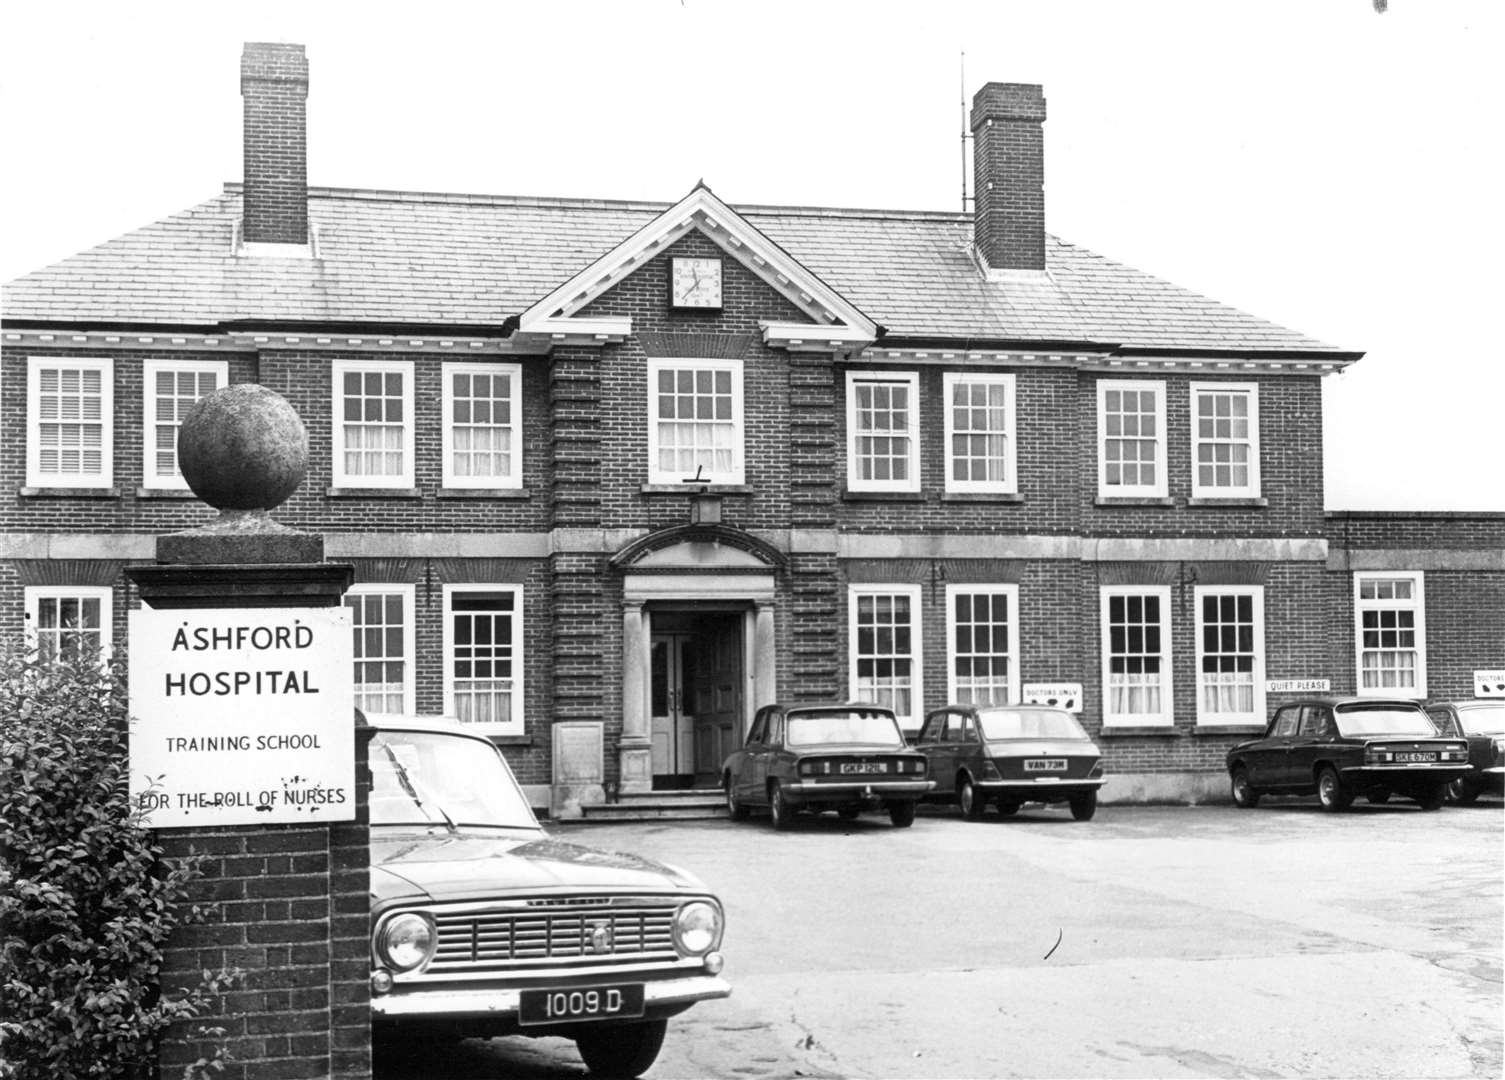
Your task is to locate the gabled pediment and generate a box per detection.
[512,183,879,353]
[609,523,786,573]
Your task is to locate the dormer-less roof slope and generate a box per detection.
[1,186,1351,357]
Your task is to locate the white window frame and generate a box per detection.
[442,584,525,736]
[945,584,1021,706]
[142,359,229,489]
[848,584,925,730]
[331,358,415,489]
[1100,584,1174,726]
[1193,585,1266,726]
[1096,378,1167,498]
[442,361,523,490]
[1353,571,1428,699]
[1190,381,1261,498]
[27,356,113,489]
[846,371,921,493]
[24,585,114,661]
[943,372,1017,494]
[646,357,745,484]
[344,584,416,717]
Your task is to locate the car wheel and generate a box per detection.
[1230,766,1261,809]
[1447,777,1481,805]
[1366,789,1391,805]
[574,1018,668,1078]
[1069,790,1098,822]
[996,801,1020,817]
[768,782,794,830]
[724,774,749,820]
[888,800,917,828]
[1415,783,1447,811]
[958,776,987,821]
[1316,766,1352,812]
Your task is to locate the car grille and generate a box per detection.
[428,899,679,972]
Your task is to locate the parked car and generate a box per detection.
[366,715,729,1078]
[721,702,933,829]
[1423,699,1505,803]
[1225,695,1471,812]
[914,704,1106,821]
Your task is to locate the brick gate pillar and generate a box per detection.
[125,384,368,1080]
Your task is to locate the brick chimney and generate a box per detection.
[240,42,309,246]
[970,82,1047,272]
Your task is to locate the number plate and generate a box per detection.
[519,984,645,1027]
[1394,752,1436,763]
[839,762,887,774]
[1024,759,1068,772]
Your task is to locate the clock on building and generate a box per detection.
[670,256,723,309]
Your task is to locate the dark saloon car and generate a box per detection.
[721,702,933,829]
[367,715,729,1078]
[915,704,1106,821]
[1424,699,1505,803]
[1225,696,1470,812]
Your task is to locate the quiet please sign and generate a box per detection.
[128,606,355,827]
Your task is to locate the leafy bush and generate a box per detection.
[0,645,235,1079]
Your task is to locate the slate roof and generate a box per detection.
[1,185,1350,355]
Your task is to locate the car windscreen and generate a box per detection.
[1455,702,1505,735]
[1333,704,1436,737]
[976,707,1088,741]
[786,711,904,747]
[370,729,539,829]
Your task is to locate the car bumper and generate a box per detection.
[783,779,933,802]
[979,777,1106,795]
[1340,764,1470,789]
[372,972,732,1021]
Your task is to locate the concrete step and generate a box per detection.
[573,791,727,822]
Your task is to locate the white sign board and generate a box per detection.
[129,607,354,827]
[1021,683,1083,712]
[1266,679,1331,693]
[1476,671,1505,698]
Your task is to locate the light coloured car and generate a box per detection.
[366,715,729,1077]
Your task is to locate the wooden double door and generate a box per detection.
[650,612,742,789]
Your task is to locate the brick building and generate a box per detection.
[4,43,1501,811]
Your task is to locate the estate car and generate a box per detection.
[366,715,729,1077]
[1225,696,1470,812]
[915,704,1106,821]
[1424,699,1505,803]
[721,702,933,829]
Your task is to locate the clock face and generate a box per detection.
[671,257,723,309]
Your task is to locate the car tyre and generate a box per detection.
[574,1018,668,1078]
[1415,783,1447,811]
[958,776,987,821]
[996,801,1020,817]
[1316,766,1352,812]
[768,782,794,830]
[724,774,749,821]
[1230,766,1261,809]
[888,799,917,828]
[1447,777,1480,805]
[1069,790,1098,822]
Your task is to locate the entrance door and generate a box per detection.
[650,612,745,790]
[651,634,696,787]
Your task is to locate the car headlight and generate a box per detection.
[377,912,436,972]
[673,900,723,957]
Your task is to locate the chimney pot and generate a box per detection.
[971,82,1047,272]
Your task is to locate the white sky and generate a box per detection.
[2,0,1500,511]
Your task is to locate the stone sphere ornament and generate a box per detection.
[177,383,309,511]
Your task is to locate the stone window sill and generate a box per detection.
[436,487,530,499]
[1095,496,1174,507]
[640,483,752,495]
[841,490,926,503]
[326,487,422,498]
[1187,496,1268,508]
[136,487,200,500]
[1192,724,1267,736]
[20,486,122,499]
[942,492,1024,504]
[489,735,536,748]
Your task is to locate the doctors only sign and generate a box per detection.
[129,606,355,827]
